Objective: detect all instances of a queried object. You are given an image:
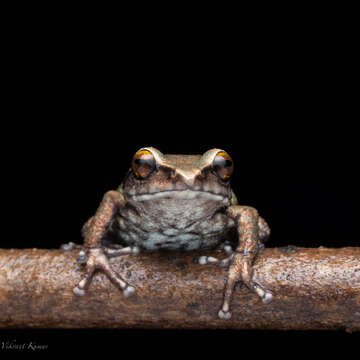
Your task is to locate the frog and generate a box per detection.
[72,147,273,319]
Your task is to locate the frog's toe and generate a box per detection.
[198,256,219,265]
[61,242,76,252]
[223,245,233,255]
[74,248,133,297]
[123,285,136,298]
[104,246,140,258]
[73,285,86,296]
[254,284,274,304]
[77,250,88,264]
[198,255,232,268]
[198,256,208,265]
[131,246,140,255]
[261,291,273,304]
[218,309,232,320]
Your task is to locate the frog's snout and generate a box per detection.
[174,168,202,188]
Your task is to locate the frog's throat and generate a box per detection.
[125,189,230,203]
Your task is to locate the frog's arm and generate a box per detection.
[199,191,272,320]
[74,189,136,298]
[81,190,125,249]
[229,191,269,243]
[81,185,124,237]
[217,205,273,319]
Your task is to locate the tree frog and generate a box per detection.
[73,147,273,319]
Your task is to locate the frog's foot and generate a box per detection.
[103,246,140,258]
[199,247,273,319]
[218,283,273,320]
[73,248,135,298]
[218,253,273,320]
[198,245,234,266]
[60,242,82,252]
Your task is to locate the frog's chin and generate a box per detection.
[126,189,229,203]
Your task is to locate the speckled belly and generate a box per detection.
[113,193,235,251]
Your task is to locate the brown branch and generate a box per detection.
[0,247,359,331]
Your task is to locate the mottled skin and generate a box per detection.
[73,147,273,319]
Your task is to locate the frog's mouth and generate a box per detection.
[126,189,230,203]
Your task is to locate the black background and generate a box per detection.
[2,0,359,354]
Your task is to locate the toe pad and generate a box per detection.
[218,310,232,320]
[123,285,135,298]
[73,286,85,296]
[262,292,273,304]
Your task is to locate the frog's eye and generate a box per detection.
[213,151,234,181]
[132,149,156,179]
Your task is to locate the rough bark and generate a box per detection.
[0,246,359,331]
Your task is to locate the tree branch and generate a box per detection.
[0,247,359,331]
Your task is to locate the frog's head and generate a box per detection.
[122,147,233,204]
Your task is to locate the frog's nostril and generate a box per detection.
[176,169,198,187]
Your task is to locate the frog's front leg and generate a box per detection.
[219,205,273,320]
[73,190,136,298]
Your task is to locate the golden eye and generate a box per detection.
[213,151,234,181]
[132,149,156,179]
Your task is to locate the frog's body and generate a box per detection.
[114,191,234,251]
[73,147,273,320]
[113,187,236,252]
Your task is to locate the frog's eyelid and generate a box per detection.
[138,147,165,164]
[199,148,227,168]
